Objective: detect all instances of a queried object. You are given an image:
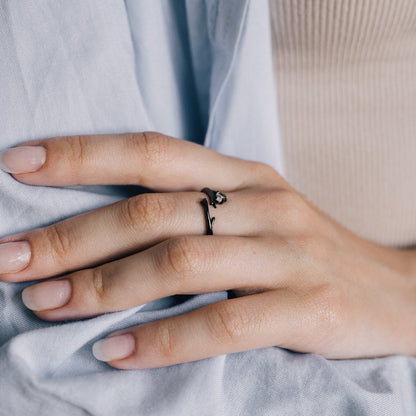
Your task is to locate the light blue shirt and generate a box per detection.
[0,1,414,415]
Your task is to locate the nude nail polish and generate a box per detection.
[0,146,46,174]
[0,241,31,274]
[92,334,136,362]
[22,280,72,311]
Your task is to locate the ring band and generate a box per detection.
[200,188,227,235]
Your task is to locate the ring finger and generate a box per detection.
[0,188,277,282]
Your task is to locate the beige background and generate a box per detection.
[270,0,416,247]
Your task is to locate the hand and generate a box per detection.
[0,132,415,370]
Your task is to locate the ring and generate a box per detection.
[201,188,227,208]
[200,188,227,235]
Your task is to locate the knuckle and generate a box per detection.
[273,190,316,231]
[206,303,251,344]
[122,193,170,233]
[245,161,282,186]
[84,266,115,309]
[138,132,171,167]
[255,162,280,180]
[90,267,106,303]
[152,320,177,359]
[44,223,73,264]
[64,135,88,173]
[161,237,204,281]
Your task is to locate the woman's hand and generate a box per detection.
[1,132,415,369]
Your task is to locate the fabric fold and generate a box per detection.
[0,1,414,415]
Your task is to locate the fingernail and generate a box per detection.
[0,146,46,174]
[92,334,136,362]
[0,242,31,273]
[22,280,72,311]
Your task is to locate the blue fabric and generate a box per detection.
[0,1,415,414]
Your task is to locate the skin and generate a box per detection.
[1,132,416,369]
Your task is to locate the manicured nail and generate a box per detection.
[92,334,136,362]
[0,241,31,274]
[22,280,72,311]
[0,146,46,174]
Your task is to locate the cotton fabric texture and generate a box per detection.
[0,1,415,415]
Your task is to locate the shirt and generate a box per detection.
[0,1,415,415]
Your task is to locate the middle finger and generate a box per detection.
[0,189,266,282]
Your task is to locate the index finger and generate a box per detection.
[0,132,281,191]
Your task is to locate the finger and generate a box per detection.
[91,288,334,369]
[0,188,282,282]
[1,132,283,191]
[22,236,291,321]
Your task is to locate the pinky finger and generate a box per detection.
[92,288,334,369]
